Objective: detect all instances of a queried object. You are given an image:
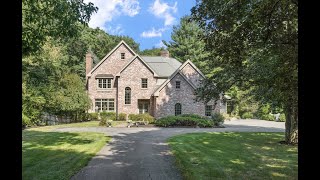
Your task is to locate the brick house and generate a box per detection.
[86,40,226,119]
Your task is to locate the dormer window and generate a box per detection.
[121,53,125,60]
[97,78,112,89]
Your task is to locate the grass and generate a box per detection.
[27,121,100,131]
[22,128,110,180]
[168,132,298,180]
[27,120,128,131]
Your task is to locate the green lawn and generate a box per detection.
[168,132,298,180]
[22,129,110,180]
[27,120,127,131]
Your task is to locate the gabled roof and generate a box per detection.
[141,56,182,77]
[180,59,206,78]
[87,40,137,77]
[152,60,204,96]
[115,55,159,77]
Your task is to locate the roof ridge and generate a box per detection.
[87,40,137,76]
[115,55,159,77]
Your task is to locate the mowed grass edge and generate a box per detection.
[168,132,298,180]
[22,130,110,180]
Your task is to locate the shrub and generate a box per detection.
[128,113,154,123]
[279,114,286,122]
[211,113,225,126]
[260,114,274,121]
[140,113,155,123]
[22,113,32,128]
[100,112,116,120]
[79,113,90,121]
[118,113,127,121]
[241,112,254,119]
[178,114,205,119]
[99,118,106,126]
[89,113,99,121]
[128,114,137,121]
[221,113,231,120]
[155,115,213,127]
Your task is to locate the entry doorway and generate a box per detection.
[138,99,150,114]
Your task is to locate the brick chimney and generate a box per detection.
[160,49,169,58]
[86,52,92,75]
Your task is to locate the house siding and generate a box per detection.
[87,44,135,112]
[180,63,203,87]
[155,73,206,119]
[91,44,135,76]
[86,41,225,117]
[118,57,158,114]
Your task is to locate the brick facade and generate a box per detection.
[180,63,203,87]
[117,57,157,115]
[86,41,225,118]
[155,73,206,119]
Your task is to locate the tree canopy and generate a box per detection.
[22,0,98,56]
[163,16,210,73]
[22,0,141,127]
[191,0,298,144]
[140,47,164,56]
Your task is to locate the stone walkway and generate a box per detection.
[55,119,285,180]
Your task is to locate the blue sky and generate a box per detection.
[83,0,196,50]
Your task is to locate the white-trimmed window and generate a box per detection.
[125,87,131,104]
[121,53,125,59]
[175,103,182,116]
[95,99,114,112]
[205,105,212,116]
[98,78,112,89]
[176,81,181,89]
[141,78,148,88]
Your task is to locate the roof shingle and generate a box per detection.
[141,56,182,77]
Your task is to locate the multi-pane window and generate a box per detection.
[125,87,131,104]
[205,105,212,116]
[121,53,125,59]
[139,102,149,114]
[176,81,181,89]
[98,78,112,89]
[141,78,148,88]
[175,103,181,116]
[95,99,114,112]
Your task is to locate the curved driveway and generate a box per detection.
[55,119,285,180]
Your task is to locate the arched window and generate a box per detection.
[125,87,131,104]
[175,103,181,116]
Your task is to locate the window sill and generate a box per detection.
[141,88,148,90]
[97,89,114,91]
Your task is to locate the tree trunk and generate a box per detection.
[284,105,298,144]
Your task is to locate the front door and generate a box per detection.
[138,100,149,114]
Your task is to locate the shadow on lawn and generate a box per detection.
[71,129,183,180]
[23,130,97,147]
[22,130,110,180]
[168,132,298,179]
[46,122,289,180]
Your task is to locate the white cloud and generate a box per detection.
[120,0,140,16]
[155,40,167,48]
[141,28,166,38]
[84,0,140,29]
[104,24,124,35]
[149,0,177,26]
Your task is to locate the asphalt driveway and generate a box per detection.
[55,119,285,180]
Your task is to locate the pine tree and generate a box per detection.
[163,16,210,73]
